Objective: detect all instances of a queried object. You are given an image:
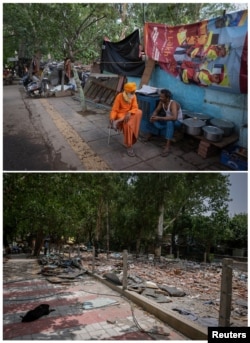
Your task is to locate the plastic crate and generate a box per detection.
[136,94,160,120]
[220,145,248,170]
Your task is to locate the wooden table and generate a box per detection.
[195,133,239,148]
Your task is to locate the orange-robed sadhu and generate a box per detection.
[110,93,142,147]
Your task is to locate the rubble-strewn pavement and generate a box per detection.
[3,254,187,340]
[81,252,247,328]
[2,252,247,340]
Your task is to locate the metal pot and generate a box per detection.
[183,118,205,136]
[202,125,224,142]
[210,118,235,136]
[182,110,194,119]
[185,112,212,122]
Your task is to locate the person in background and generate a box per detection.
[64,57,71,84]
[145,89,183,157]
[110,82,142,157]
[179,61,223,86]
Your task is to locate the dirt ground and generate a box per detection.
[39,98,111,171]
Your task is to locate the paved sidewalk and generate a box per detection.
[25,92,231,171]
[3,255,187,340]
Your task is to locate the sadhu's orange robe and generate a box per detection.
[110,93,142,147]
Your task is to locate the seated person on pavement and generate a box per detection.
[109,82,142,157]
[145,89,183,157]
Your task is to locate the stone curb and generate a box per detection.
[89,271,208,340]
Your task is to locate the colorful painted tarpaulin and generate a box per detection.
[144,10,248,94]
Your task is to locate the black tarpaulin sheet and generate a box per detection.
[101,30,145,76]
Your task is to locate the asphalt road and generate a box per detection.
[3,83,84,171]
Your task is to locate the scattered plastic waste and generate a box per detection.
[82,298,119,310]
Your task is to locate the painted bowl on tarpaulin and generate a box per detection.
[210,118,235,136]
[202,125,224,142]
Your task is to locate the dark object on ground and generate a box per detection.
[21,304,55,322]
[103,272,122,285]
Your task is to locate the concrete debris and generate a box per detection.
[79,252,247,328]
[144,281,158,289]
[159,285,186,297]
[35,251,247,328]
[142,288,172,303]
[235,298,248,308]
[103,272,122,285]
[38,254,86,282]
[172,307,198,321]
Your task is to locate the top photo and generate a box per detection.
[3,3,248,171]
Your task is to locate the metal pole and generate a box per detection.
[61,70,65,91]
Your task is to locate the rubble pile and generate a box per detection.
[79,252,248,327]
[37,251,247,327]
[38,253,86,283]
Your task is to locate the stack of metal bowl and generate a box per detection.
[202,125,224,142]
[210,118,235,136]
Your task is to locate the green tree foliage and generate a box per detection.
[143,3,239,25]
[4,172,245,260]
[225,213,248,248]
[3,3,118,63]
[3,3,242,64]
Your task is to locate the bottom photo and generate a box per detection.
[2,172,247,341]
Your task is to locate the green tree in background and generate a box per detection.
[4,172,245,260]
[3,2,242,64]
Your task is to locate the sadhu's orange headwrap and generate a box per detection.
[124,82,137,93]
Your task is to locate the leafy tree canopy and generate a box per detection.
[3,172,246,257]
[3,3,243,64]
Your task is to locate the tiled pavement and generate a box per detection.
[25,92,232,171]
[2,256,187,340]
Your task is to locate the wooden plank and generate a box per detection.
[91,80,119,92]
[84,75,125,107]
[219,258,233,327]
[117,76,127,92]
[192,133,239,149]
[139,58,155,88]
[54,90,73,97]
[85,81,96,97]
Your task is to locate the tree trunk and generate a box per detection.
[135,237,141,257]
[72,65,87,112]
[155,203,164,258]
[33,231,44,256]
